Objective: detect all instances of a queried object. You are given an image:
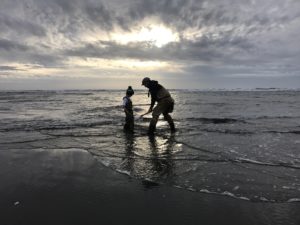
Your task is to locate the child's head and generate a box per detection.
[126,86,134,97]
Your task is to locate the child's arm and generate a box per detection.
[122,97,131,115]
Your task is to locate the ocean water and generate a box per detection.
[0,89,299,203]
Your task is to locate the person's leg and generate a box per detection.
[148,115,159,133]
[124,114,134,132]
[124,122,129,131]
[162,98,175,132]
[163,113,175,132]
[129,116,134,132]
[149,105,162,134]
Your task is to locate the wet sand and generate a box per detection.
[0,148,299,225]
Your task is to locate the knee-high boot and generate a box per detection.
[164,114,175,132]
[148,116,159,133]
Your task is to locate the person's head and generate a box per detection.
[126,86,134,97]
[141,77,151,87]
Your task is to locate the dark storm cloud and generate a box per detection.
[0,39,29,51]
[25,0,123,34]
[85,2,117,31]
[0,38,64,68]
[127,0,300,36]
[127,0,205,29]
[0,14,46,37]
[126,0,237,30]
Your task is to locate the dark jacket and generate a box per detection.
[148,80,171,108]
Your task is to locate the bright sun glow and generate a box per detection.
[112,24,179,47]
[67,57,180,72]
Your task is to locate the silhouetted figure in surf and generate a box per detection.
[141,77,175,134]
[122,86,134,133]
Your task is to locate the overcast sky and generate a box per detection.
[0,0,300,90]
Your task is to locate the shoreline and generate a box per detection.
[0,148,299,225]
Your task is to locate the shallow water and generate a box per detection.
[0,90,299,202]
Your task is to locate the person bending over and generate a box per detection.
[141,77,175,134]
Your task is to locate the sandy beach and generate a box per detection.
[0,148,299,225]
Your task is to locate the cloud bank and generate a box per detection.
[0,0,300,89]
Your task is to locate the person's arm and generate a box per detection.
[148,98,154,111]
[147,91,156,113]
[122,98,129,114]
[147,82,161,112]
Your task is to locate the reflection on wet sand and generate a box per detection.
[122,132,135,174]
[147,134,175,182]
[122,132,176,184]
